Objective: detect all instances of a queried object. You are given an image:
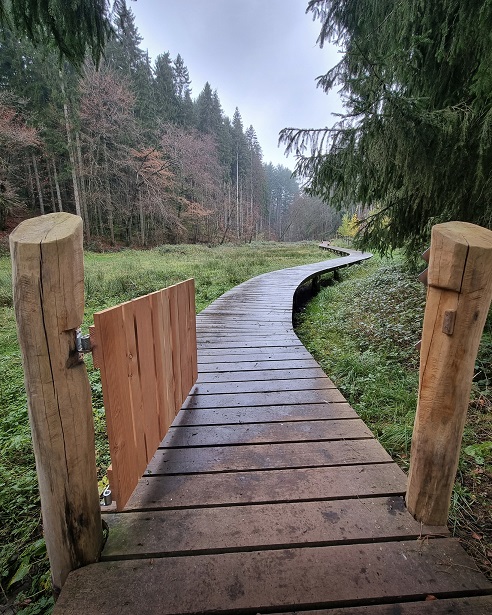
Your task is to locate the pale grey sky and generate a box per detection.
[130,0,343,168]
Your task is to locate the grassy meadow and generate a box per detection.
[0,240,330,613]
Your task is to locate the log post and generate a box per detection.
[406,221,492,525]
[10,213,102,596]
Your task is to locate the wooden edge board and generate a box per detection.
[269,596,492,614]
[181,389,348,409]
[54,540,490,615]
[171,403,358,426]
[147,439,393,474]
[100,496,448,560]
[160,419,374,447]
[123,463,408,510]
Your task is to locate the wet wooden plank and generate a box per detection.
[125,464,407,510]
[198,358,321,372]
[198,335,302,350]
[196,367,327,383]
[162,419,373,447]
[197,347,310,359]
[182,389,347,408]
[101,496,448,559]
[173,403,358,426]
[54,540,491,615]
[197,339,304,349]
[190,376,336,395]
[147,439,392,474]
[273,596,492,614]
[197,350,313,363]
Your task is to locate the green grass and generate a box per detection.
[296,252,492,580]
[0,240,330,613]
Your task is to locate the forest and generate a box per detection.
[0,0,341,248]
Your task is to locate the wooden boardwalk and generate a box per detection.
[55,249,492,614]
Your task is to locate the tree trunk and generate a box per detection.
[31,153,45,215]
[47,161,56,212]
[10,213,102,595]
[102,142,115,245]
[138,178,145,246]
[27,160,36,210]
[75,131,90,241]
[60,70,82,221]
[52,158,63,212]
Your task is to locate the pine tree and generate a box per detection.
[195,82,217,134]
[173,54,191,99]
[106,0,154,127]
[153,52,179,122]
[0,0,111,66]
[281,0,492,255]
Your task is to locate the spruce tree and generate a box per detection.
[0,0,111,66]
[281,0,492,255]
[106,0,154,128]
[195,82,217,134]
[173,54,191,100]
[153,52,179,122]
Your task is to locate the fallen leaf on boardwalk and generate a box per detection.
[425,595,437,601]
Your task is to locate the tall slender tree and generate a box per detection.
[153,52,179,122]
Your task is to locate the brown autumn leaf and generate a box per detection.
[471,532,483,540]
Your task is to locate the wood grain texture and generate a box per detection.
[190,376,336,394]
[161,419,373,447]
[172,402,358,426]
[407,222,492,524]
[146,439,392,474]
[54,540,490,615]
[272,596,492,614]
[93,280,197,510]
[125,464,408,510]
[101,496,447,559]
[10,213,102,593]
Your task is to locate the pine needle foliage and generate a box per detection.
[280,1,492,256]
[0,0,111,66]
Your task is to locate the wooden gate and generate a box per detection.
[90,279,197,510]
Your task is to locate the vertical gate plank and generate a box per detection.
[168,284,183,414]
[95,305,138,510]
[121,300,147,476]
[134,296,160,461]
[162,288,177,432]
[150,291,167,440]
[177,282,191,405]
[188,280,198,383]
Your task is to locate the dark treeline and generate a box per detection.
[0,0,340,246]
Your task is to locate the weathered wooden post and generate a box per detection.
[406,221,492,525]
[10,213,102,596]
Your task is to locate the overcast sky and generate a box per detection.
[130,0,343,168]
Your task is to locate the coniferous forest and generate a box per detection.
[0,0,341,248]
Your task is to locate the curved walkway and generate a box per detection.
[55,248,491,614]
